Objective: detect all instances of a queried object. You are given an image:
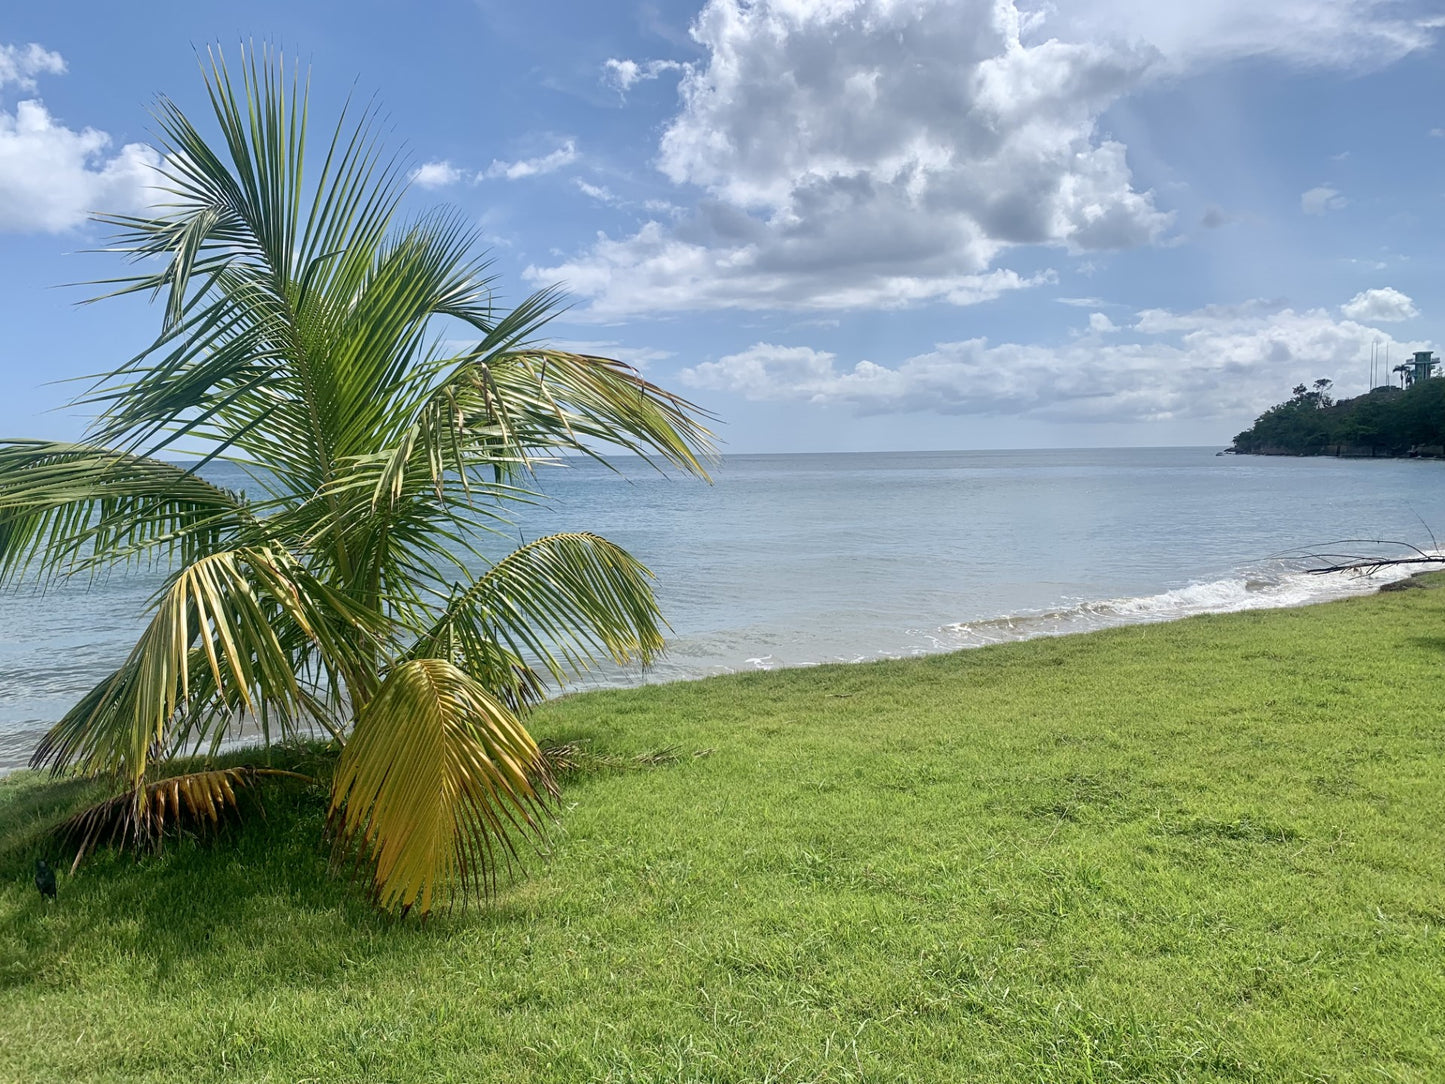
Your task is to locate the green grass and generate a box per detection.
[3,578,1444,1082]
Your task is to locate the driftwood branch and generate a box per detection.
[1284,538,1445,576]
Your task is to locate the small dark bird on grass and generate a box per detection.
[34,858,56,900]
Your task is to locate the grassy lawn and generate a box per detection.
[2,577,1443,1082]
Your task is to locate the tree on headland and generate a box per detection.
[1232,374,1443,457]
[1232,377,1339,454]
[0,47,713,915]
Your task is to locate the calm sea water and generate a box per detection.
[2,447,1442,768]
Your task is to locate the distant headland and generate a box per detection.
[1230,351,1445,458]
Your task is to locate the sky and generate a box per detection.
[0,0,1442,453]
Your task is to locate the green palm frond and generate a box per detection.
[489,348,713,476]
[424,330,716,481]
[0,441,252,583]
[413,532,667,688]
[329,658,553,913]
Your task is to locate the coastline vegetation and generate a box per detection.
[1231,376,1445,457]
[4,577,1443,1081]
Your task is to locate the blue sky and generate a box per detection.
[1,0,1441,453]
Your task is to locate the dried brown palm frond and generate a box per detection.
[57,767,315,873]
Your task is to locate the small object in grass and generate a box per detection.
[34,859,57,900]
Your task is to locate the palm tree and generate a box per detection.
[0,47,712,915]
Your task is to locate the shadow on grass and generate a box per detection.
[0,773,532,997]
[0,736,622,997]
[0,774,112,856]
[5,783,359,990]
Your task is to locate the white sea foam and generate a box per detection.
[939,556,1439,650]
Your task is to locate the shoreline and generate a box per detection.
[559,554,1439,693]
[3,558,1435,777]
[1228,447,1445,459]
[8,447,1444,771]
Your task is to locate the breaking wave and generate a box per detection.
[935,556,1438,651]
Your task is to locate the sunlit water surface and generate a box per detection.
[3,447,1441,768]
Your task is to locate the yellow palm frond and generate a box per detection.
[329,658,553,915]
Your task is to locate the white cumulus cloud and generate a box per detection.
[409,143,581,188]
[1341,287,1418,322]
[532,0,1440,319]
[1301,185,1347,215]
[602,58,684,93]
[1046,0,1440,71]
[681,298,1420,424]
[574,179,621,204]
[0,42,160,233]
[531,0,1172,317]
[538,218,1054,315]
[0,96,159,233]
[485,140,578,180]
[410,160,464,188]
[0,43,65,90]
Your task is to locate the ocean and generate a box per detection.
[2,446,1441,769]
